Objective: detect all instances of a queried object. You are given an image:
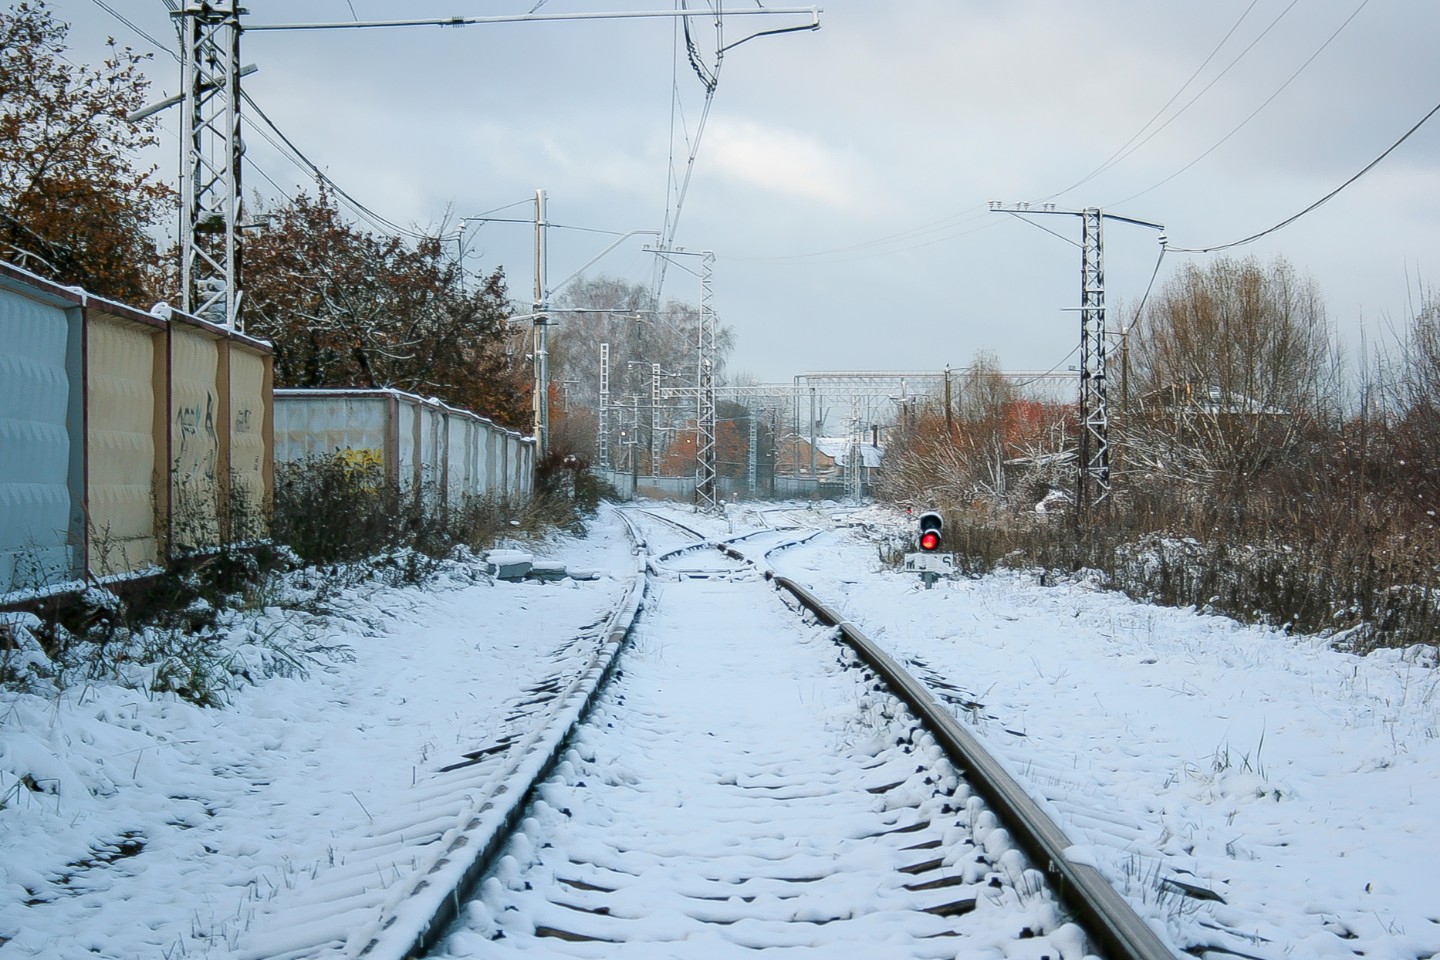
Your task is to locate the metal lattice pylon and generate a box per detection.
[179,2,243,329]
[845,399,863,501]
[598,342,611,470]
[695,251,718,510]
[651,362,662,477]
[747,416,758,492]
[1078,208,1109,512]
[988,202,1162,518]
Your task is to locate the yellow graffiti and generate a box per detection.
[337,447,385,492]
[341,448,384,471]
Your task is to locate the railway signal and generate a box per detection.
[903,510,953,587]
[917,511,943,552]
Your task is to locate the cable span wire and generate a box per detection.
[1006,344,1081,390]
[84,0,442,247]
[1003,213,1081,249]
[1120,243,1168,337]
[740,0,1351,270]
[1167,94,1440,254]
[653,12,686,297]
[715,3,1272,268]
[86,0,178,59]
[1044,0,1267,202]
[1110,0,1373,209]
[719,206,1002,265]
[243,152,295,198]
[241,91,434,241]
[653,1,724,300]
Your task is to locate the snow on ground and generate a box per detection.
[749,500,1440,960]
[0,512,637,958]
[1,498,1438,959]
[440,567,1085,958]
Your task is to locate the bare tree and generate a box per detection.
[1385,289,1440,529]
[877,351,1066,510]
[547,275,733,462]
[949,352,1018,503]
[1124,255,1341,520]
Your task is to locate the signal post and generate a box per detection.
[903,511,952,588]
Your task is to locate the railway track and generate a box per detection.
[237,506,1175,959]
[415,509,1176,959]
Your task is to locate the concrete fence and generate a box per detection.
[273,388,534,505]
[0,263,273,600]
[0,264,540,605]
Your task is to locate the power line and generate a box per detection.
[1045,0,1270,201]
[81,0,436,245]
[241,91,434,241]
[824,0,1366,273]
[654,3,724,301]
[680,0,720,93]
[84,0,178,58]
[1167,94,1440,254]
[1003,212,1081,249]
[1006,345,1081,390]
[1108,0,1372,208]
[719,207,1001,265]
[719,2,1278,269]
[1121,243,1169,337]
[665,0,1366,271]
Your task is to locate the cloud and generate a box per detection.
[701,118,881,215]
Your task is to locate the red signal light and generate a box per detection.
[917,511,943,552]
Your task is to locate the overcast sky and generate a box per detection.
[54,1,1440,385]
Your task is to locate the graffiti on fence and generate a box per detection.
[174,392,219,485]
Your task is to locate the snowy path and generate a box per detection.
[1,511,639,959]
[436,542,1089,958]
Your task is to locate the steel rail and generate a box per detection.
[363,542,648,959]
[767,572,1179,960]
[384,506,1172,959]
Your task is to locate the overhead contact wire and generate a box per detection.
[1167,95,1440,254]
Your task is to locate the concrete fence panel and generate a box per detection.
[228,342,272,540]
[0,271,82,594]
[0,263,273,601]
[273,388,534,513]
[168,321,224,550]
[85,307,165,576]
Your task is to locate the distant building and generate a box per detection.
[775,435,883,485]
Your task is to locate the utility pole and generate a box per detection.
[943,365,954,440]
[558,378,580,412]
[533,189,550,457]
[651,363,662,477]
[1078,206,1107,517]
[176,2,243,329]
[169,3,820,331]
[598,342,611,471]
[988,202,1163,518]
[808,386,818,479]
[629,396,641,481]
[846,399,863,501]
[748,415,758,493]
